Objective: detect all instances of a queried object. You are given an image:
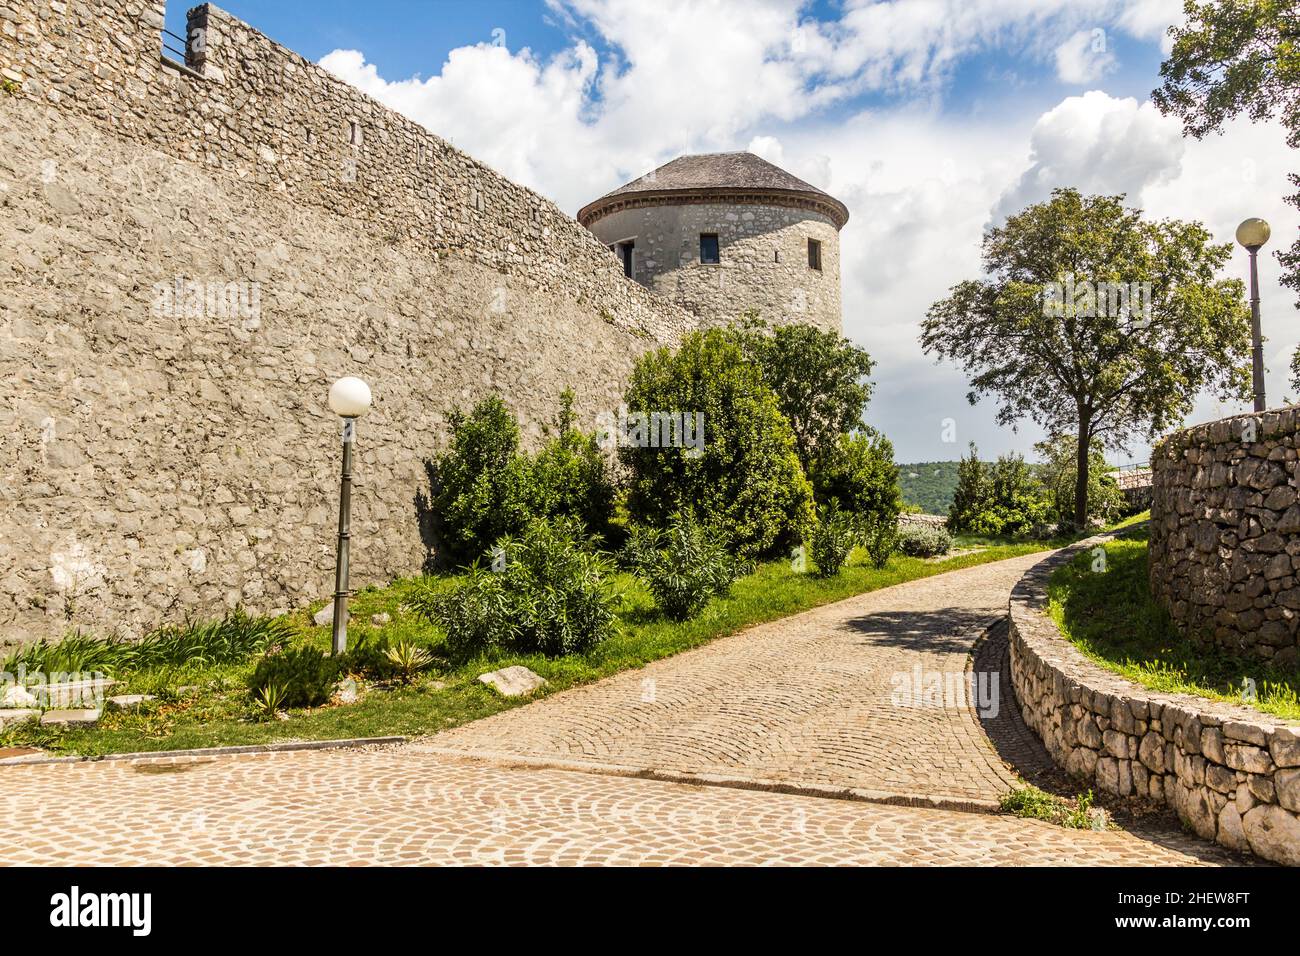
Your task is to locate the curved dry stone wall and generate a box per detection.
[1010,544,1300,866]
[0,0,696,643]
[1150,408,1300,665]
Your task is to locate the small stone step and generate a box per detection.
[106,694,156,711]
[39,709,100,728]
[0,709,39,729]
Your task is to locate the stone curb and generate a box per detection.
[411,745,1003,815]
[1007,531,1300,867]
[0,736,409,767]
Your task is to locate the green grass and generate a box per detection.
[1047,529,1300,721]
[1,542,1050,757]
[951,509,1150,551]
[1000,784,1108,829]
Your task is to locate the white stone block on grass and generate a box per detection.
[478,666,548,697]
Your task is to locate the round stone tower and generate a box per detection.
[578,152,848,334]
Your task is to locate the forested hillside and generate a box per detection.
[897,461,962,515]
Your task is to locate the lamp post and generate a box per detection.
[327,376,372,654]
[1235,217,1271,413]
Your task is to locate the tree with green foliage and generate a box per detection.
[809,428,902,523]
[921,188,1251,530]
[1153,0,1300,383]
[622,328,814,559]
[947,443,989,533]
[1034,434,1127,529]
[733,318,876,475]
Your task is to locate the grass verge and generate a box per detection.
[1046,528,1300,721]
[2,542,1048,757]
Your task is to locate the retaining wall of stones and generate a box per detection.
[1009,544,1300,866]
[1150,407,1300,665]
[0,1,697,642]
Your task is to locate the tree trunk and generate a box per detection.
[1074,417,1091,531]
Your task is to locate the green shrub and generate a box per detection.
[947,444,1051,538]
[809,506,856,578]
[384,640,435,683]
[530,388,616,534]
[809,428,901,523]
[897,523,953,558]
[625,513,741,620]
[336,634,402,682]
[420,564,512,659]
[862,514,897,569]
[432,391,617,565]
[431,395,533,565]
[247,646,337,708]
[426,518,618,658]
[621,329,814,559]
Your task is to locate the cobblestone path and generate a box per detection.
[0,747,1235,865]
[420,552,1048,807]
[0,553,1252,866]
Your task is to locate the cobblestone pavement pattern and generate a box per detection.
[0,748,1236,865]
[0,554,1251,865]
[422,552,1047,805]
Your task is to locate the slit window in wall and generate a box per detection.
[807,238,822,271]
[774,247,781,263]
[616,240,635,278]
[417,142,424,163]
[348,120,362,145]
[700,233,720,264]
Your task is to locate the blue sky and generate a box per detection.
[185,1,1299,464]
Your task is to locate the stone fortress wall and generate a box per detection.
[1010,543,1300,866]
[0,0,699,642]
[584,201,842,334]
[1150,407,1300,665]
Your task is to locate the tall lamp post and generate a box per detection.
[1236,217,1271,413]
[327,376,372,655]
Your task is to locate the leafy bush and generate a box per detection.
[897,524,953,558]
[336,634,402,682]
[247,646,337,709]
[430,395,533,565]
[947,444,1051,538]
[530,388,616,534]
[426,518,618,658]
[624,513,740,620]
[862,514,898,570]
[431,391,616,565]
[622,329,814,559]
[809,506,857,578]
[810,428,902,522]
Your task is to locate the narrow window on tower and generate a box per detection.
[700,233,720,264]
[616,240,635,278]
[807,238,822,271]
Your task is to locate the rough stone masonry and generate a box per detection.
[1150,406,1300,664]
[0,0,702,642]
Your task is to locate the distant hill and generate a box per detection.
[897,461,961,515]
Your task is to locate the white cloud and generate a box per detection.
[994,90,1186,219]
[315,0,1295,462]
[1054,28,1117,84]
